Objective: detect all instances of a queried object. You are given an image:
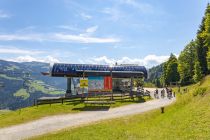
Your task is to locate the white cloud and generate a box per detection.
[143,55,169,66]
[80,47,89,50]
[85,55,170,68]
[0,47,44,55]
[102,8,123,21]
[121,0,154,14]
[0,34,44,41]
[86,26,98,33]
[80,12,92,20]
[57,25,81,32]
[0,32,120,43]
[79,25,99,37]
[4,54,171,68]
[102,0,154,22]
[16,26,36,33]
[0,24,119,43]
[53,33,119,43]
[7,55,60,64]
[0,10,10,18]
[87,56,116,65]
[44,56,60,63]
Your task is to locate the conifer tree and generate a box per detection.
[161,54,179,86]
[207,51,210,71]
[204,4,210,73]
[195,3,210,75]
[193,61,202,83]
[178,41,196,85]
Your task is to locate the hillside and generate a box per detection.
[146,63,164,87]
[30,76,210,140]
[147,63,164,82]
[0,60,66,110]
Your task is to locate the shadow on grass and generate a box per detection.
[115,97,146,103]
[65,101,83,106]
[68,97,147,111]
[135,97,146,103]
[72,106,110,111]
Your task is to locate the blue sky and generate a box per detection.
[0,0,208,68]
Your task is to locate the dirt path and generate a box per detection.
[0,89,175,140]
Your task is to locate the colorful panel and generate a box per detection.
[104,76,112,91]
[88,76,104,92]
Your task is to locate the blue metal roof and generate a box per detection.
[51,63,147,78]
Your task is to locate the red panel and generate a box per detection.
[104,76,112,90]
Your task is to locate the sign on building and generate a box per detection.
[104,76,112,91]
[80,78,88,88]
[88,76,112,92]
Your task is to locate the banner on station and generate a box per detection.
[104,76,112,91]
[88,76,112,92]
[80,78,88,88]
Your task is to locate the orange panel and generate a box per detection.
[104,76,112,90]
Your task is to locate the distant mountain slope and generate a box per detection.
[0,60,66,110]
[147,63,164,82]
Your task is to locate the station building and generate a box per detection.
[50,63,148,96]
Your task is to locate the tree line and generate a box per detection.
[150,4,210,87]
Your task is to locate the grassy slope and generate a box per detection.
[13,88,30,100]
[30,80,65,95]
[30,76,210,140]
[0,74,21,80]
[6,65,20,71]
[0,97,149,128]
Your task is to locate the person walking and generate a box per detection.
[154,89,159,99]
[161,89,165,98]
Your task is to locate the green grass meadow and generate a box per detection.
[29,75,210,140]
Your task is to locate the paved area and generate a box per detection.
[0,88,175,140]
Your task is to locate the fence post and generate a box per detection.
[161,107,164,113]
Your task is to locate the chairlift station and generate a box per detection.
[49,63,147,96]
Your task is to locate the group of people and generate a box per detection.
[154,87,174,99]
